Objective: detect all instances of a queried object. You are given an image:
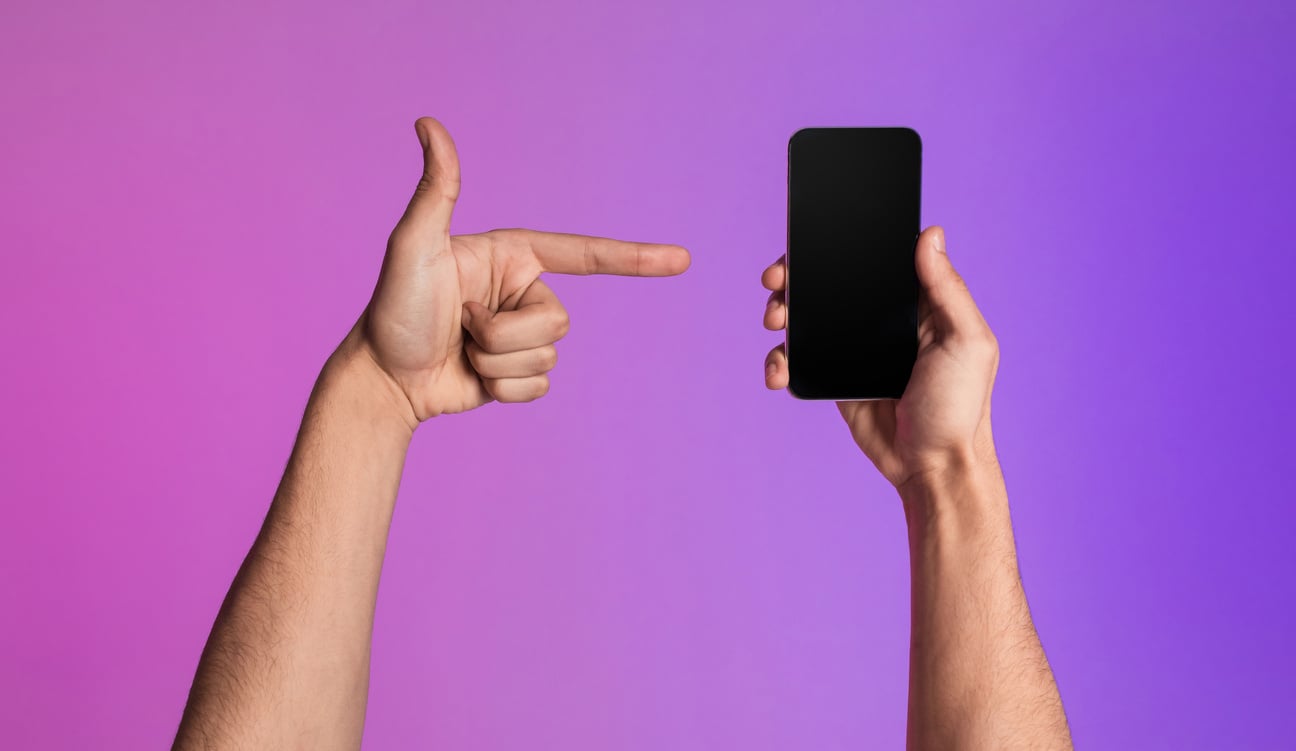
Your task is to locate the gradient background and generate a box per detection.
[2,0,1293,748]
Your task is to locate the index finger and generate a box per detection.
[521,230,691,277]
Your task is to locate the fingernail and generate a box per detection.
[461,306,473,327]
[765,360,777,377]
[933,228,946,254]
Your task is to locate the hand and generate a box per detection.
[354,118,691,424]
[761,227,1000,490]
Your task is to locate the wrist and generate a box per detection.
[898,454,1011,546]
[323,331,420,437]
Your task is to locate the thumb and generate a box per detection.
[914,226,986,335]
[460,300,492,343]
[395,117,461,246]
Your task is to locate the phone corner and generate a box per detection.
[788,127,815,151]
[784,375,816,401]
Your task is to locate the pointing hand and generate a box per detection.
[356,118,691,424]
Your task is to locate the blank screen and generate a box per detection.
[786,127,921,399]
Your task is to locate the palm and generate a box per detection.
[837,297,976,486]
[366,233,553,418]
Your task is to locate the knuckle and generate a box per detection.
[582,237,598,275]
[531,376,551,401]
[552,310,572,340]
[968,328,999,361]
[975,323,998,349]
[537,345,559,372]
[950,328,980,351]
[488,228,522,246]
[386,225,412,251]
[441,174,461,202]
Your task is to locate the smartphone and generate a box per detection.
[785,127,921,400]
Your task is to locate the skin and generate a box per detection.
[171,118,689,749]
[173,116,1071,749]
[762,228,1073,749]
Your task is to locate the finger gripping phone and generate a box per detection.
[786,127,921,400]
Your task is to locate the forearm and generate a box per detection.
[175,335,416,750]
[900,460,1071,751]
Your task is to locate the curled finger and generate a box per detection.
[761,256,786,292]
[466,341,559,379]
[483,375,551,403]
[462,279,570,353]
[763,290,786,331]
[764,344,788,390]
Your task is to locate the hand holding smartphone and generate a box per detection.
[785,127,922,400]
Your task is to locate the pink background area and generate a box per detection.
[2,1,1294,748]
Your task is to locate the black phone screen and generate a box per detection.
[786,127,921,400]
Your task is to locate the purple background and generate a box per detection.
[2,0,1293,748]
